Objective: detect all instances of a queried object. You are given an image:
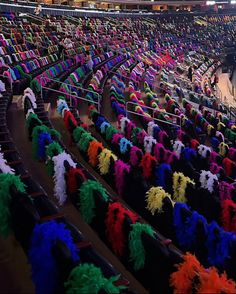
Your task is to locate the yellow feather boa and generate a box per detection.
[98,148,117,175]
[146,187,174,215]
[172,172,195,203]
[207,124,214,136]
[217,122,225,131]
[219,142,228,157]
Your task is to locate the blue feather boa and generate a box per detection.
[184,211,207,249]
[100,121,110,134]
[57,101,68,116]
[29,221,79,294]
[182,147,196,162]
[206,221,235,267]
[152,125,161,140]
[119,137,133,154]
[38,132,53,160]
[95,116,106,128]
[155,163,171,190]
[211,137,220,151]
[111,101,126,116]
[173,202,191,247]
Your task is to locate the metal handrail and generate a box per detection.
[40,75,101,112]
[126,101,181,127]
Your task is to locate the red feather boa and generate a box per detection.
[221,199,236,233]
[141,153,157,179]
[67,167,87,194]
[63,110,78,131]
[106,202,138,256]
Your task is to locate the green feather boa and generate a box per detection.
[26,112,42,130]
[129,223,154,271]
[45,142,64,176]
[105,125,118,142]
[65,263,126,294]
[78,132,95,153]
[0,173,26,237]
[79,180,108,224]
[73,127,87,143]
[131,127,142,145]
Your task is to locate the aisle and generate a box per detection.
[218,71,236,106]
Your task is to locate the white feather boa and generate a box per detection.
[173,140,185,158]
[199,170,218,193]
[198,144,211,158]
[144,136,157,154]
[61,107,69,118]
[22,87,37,109]
[57,98,68,108]
[26,108,34,119]
[147,121,157,137]
[120,116,130,134]
[0,147,14,174]
[216,131,224,142]
[52,151,76,206]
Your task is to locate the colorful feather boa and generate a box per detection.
[67,167,86,195]
[29,221,79,294]
[129,146,143,167]
[146,186,173,214]
[119,137,132,154]
[114,160,130,196]
[106,202,138,256]
[0,147,14,174]
[45,142,63,176]
[141,153,157,179]
[144,136,156,154]
[199,170,218,194]
[98,149,117,175]
[87,140,104,167]
[219,181,234,201]
[221,199,236,234]
[0,173,26,237]
[206,221,235,267]
[173,140,185,157]
[52,151,76,205]
[172,172,195,202]
[171,253,236,293]
[129,223,154,271]
[65,263,125,294]
[79,180,108,224]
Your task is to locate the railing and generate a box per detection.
[40,76,101,112]
[125,101,181,127]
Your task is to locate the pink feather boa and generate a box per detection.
[114,160,130,196]
[219,181,235,201]
[112,133,123,145]
[129,146,143,167]
[154,143,166,162]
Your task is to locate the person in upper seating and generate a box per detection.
[58,37,65,59]
[34,4,42,16]
[86,52,94,72]
[188,66,193,82]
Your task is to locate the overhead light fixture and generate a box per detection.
[206,0,215,4]
[231,0,236,4]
